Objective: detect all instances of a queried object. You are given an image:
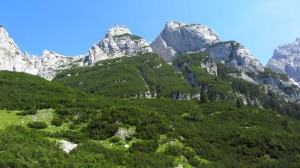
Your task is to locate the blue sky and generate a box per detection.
[1,0,299,64]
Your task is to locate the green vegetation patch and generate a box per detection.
[113,33,142,40]
[54,53,196,98]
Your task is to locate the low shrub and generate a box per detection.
[27,121,47,129]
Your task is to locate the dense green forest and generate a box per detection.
[0,53,300,167]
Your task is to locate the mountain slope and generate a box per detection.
[54,53,197,98]
[268,38,300,84]
[0,71,84,110]
[173,52,300,119]
[1,98,300,167]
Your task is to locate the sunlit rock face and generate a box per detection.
[268,38,300,83]
[206,41,264,73]
[0,25,152,80]
[151,21,221,63]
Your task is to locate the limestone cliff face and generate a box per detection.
[0,26,32,73]
[85,25,152,65]
[268,38,300,83]
[206,41,264,73]
[151,21,221,63]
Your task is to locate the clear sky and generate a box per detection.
[1,0,299,64]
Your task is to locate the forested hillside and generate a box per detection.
[0,54,300,167]
[54,53,196,98]
[1,98,300,167]
[0,71,85,110]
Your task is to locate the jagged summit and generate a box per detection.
[151,21,221,62]
[0,25,30,73]
[105,25,132,37]
[85,25,152,65]
[0,24,152,80]
[0,26,21,53]
[151,21,263,73]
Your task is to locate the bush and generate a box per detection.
[86,120,119,140]
[51,117,64,126]
[27,122,47,129]
[16,109,37,116]
[188,157,201,167]
[182,148,196,159]
[110,136,121,143]
[130,140,159,153]
[165,145,182,156]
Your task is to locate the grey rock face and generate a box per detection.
[206,41,264,73]
[0,25,152,80]
[85,25,152,65]
[0,26,32,73]
[151,22,264,74]
[151,21,221,63]
[268,38,300,83]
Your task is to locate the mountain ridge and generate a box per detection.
[1,22,300,103]
[0,25,152,80]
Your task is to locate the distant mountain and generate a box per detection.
[268,38,300,84]
[150,22,299,102]
[0,25,151,80]
[150,22,264,74]
[0,22,300,102]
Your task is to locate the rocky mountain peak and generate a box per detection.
[105,25,132,38]
[268,38,300,83]
[151,21,221,63]
[86,25,152,65]
[164,21,187,30]
[0,26,21,54]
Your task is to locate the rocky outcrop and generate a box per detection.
[0,25,152,80]
[206,41,264,73]
[33,51,85,80]
[0,26,33,73]
[58,140,77,153]
[85,25,152,65]
[151,21,221,63]
[268,38,300,83]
